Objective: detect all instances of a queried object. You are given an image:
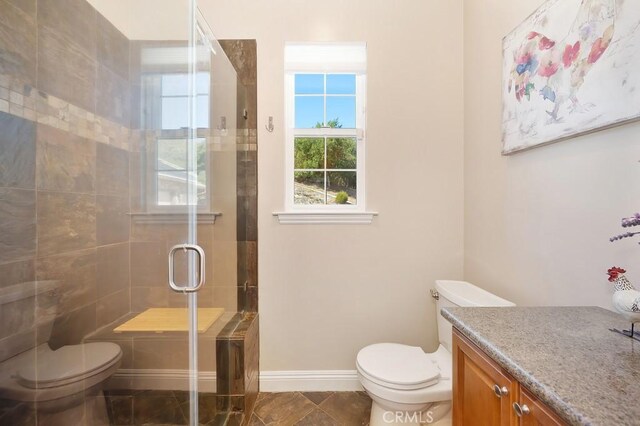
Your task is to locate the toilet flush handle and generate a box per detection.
[430,289,439,300]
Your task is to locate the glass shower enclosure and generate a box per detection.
[0,0,239,424]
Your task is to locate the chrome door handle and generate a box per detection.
[168,244,205,293]
[513,402,530,417]
[493,384,508,398]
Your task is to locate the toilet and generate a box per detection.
[356,280,515,426]
[0,281,122,425]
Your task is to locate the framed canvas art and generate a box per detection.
[502,0,640,154]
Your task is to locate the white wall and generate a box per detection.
[200,0,465,371]
[464,0,640,308]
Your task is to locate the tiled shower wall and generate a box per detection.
[0,0,131,354]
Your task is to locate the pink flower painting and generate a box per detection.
[502,0,640,154]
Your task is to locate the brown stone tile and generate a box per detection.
[96,13,129,80]
[132,339,189,370]
[38,0,96,57]
[0,111,36,189]
[96,194,129,245]
[0,188,36,263]
[130,286,168,312]
[37,191,96,257]
[48,302,97,349]
[37,22,96,112]
[36,124,96,193]
[96,242,129,299]
[295,409,340,426]
[219,40,257,87]
[176,391,218,425]
[132,390,186,425]
[302,392,335,406]
[96,288,129,328]
[247,414,266,426]
[130,241,166,287]
[0,0,37,87]
[253,393,315,426]
[0,259,34,290]
[0,401,36,426]
[319,392,372,426]
[128,150,142,212]
[0,292,34,339]
[35,248,97,314]
[96,142,129,197]
[96,63,131,126]
[105,394,133,425]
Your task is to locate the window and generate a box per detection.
[160,73,210,130]
[284,43,370,220]
[139,69,212,212]
[155,137,207,207]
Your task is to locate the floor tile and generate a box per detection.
[246,413,266,425]
[253,392,316,426]
[319,392,372,426]
[301,391,334,405]
[295,408,340,426]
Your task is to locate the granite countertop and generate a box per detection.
[442,306,640,426]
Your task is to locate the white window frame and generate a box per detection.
[276,43,377,224]
[285,72,366,212]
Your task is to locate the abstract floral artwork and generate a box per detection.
[502,0,640,154]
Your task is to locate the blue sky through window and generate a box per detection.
[295,73,356,128]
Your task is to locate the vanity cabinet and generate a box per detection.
[453,329,567,426]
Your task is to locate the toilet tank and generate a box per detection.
[434,280,515,352]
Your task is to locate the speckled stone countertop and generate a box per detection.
[442,306,640,426]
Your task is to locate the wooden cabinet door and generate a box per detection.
[517,387,567,426]
[453,329,518,426]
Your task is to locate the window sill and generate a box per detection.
[273,211,378,225]
[129,212,221,225]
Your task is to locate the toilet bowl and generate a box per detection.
[356,280,515,426]
[0,281,122,425]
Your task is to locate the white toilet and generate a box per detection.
[356,280,515,426]
[0,281,122,425]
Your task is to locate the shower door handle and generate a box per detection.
[168,244,206,293]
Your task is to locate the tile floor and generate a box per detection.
[248,392,372,426]
[104,390,371,425]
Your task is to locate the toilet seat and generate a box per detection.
[17,343,122,389]
[356,343,441,391]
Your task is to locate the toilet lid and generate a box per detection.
[17,343,122,389]
[357,343,440,390]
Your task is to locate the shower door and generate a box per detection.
[163,3,239,425]
[126,1,238,424]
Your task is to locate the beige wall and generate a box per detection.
[200,0,465,370]
[464,0,640,308]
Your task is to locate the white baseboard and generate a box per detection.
[107,369,217,393]
[260,370,363,392]
[106,369,362,393]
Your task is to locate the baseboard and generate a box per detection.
[107,369,217,393]
[107,369,362,393]
[260,370,363,392]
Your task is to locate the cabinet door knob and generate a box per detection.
[493,384,508,397]
[513,402,531,417]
